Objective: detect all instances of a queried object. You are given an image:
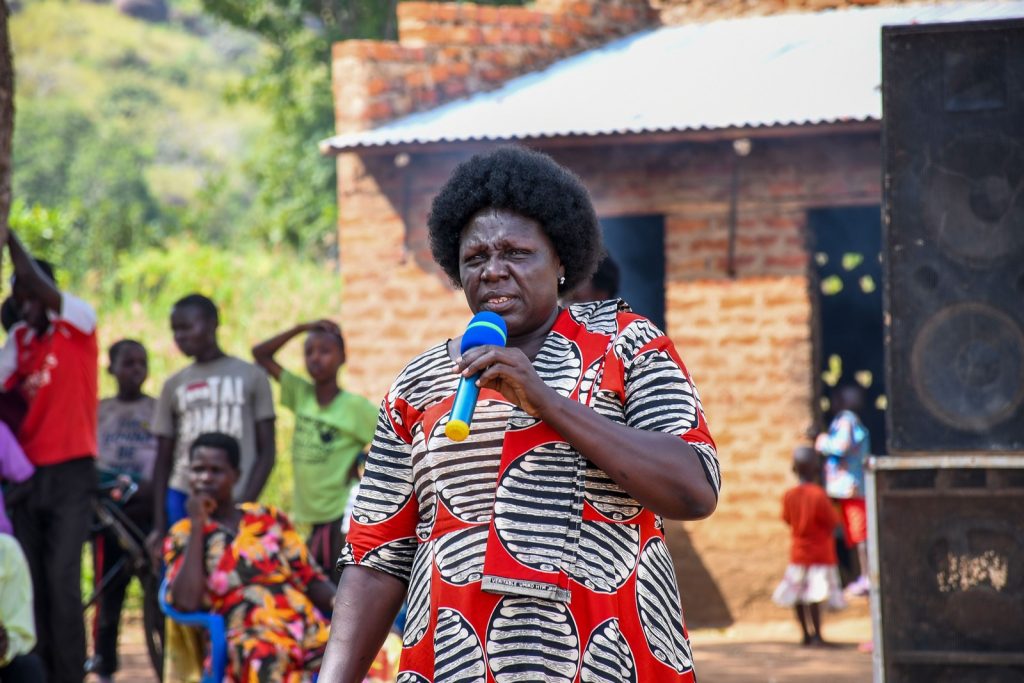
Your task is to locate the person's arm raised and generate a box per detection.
[456,345,719,521]
[168,494,213,613]
[251,320,341,381]
[250,324,305,381]
[318,566,406,683]
[7,229,61,314]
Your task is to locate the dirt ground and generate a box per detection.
[691,610,874,683]
[108,601,873,683]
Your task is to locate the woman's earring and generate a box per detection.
[558,276,566,285]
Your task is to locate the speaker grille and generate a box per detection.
[883,18,1024,453]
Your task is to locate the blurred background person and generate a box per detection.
[772,445,845,646]
[252,319,377,581]
[164,432,334,682]
[562,252,620,305]
[93,339,159,683]
[0,230,98,683]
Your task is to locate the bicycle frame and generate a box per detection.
[85,475,164,680]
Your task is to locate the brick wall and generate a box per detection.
[335,132,882,623]
[332,0,656,133]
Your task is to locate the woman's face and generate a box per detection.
[189,446,238,504]
[459,209,563,338]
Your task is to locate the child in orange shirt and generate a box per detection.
[772,445,846,645]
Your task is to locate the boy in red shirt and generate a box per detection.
[0,230,99,683]
[772,445,846,646]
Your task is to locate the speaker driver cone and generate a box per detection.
[910,302,1024,431]
[922,134,1024,268]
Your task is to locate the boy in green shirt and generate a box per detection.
[253,320,378,580]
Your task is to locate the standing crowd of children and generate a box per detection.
[0,229,377,683]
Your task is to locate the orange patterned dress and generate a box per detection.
[164,503,330,682]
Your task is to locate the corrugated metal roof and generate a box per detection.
[321,1,1024,152]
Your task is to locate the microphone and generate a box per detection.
[445,311,508,442]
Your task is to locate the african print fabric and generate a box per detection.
[165,503,330,683]
[340,300,721,683]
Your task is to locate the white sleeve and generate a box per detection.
[0,332,18,387]
[59,292,97,334]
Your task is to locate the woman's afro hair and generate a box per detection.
[427,146,602,294]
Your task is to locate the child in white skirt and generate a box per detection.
[772,446,846,645]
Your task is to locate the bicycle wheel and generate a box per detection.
[141,573,165,681]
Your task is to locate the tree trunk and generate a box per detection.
[0,0,13,248]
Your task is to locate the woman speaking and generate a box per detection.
[321,147,721,683]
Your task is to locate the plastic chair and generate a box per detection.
[158,578,226,683]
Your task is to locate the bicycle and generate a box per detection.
[83,469,164,680]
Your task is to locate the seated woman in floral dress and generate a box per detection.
[164,432,335,682]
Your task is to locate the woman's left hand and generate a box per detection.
[455,345,558,418]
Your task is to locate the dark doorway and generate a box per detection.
[600,215,666,330]
[809,207,888,454]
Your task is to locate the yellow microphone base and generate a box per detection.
[445,419,470,442]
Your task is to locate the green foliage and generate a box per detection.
[7,199,73,283]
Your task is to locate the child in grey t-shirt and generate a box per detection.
[94,339,158,683]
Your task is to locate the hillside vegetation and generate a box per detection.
[11,1,271,272]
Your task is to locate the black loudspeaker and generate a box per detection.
[883,19,1024,453]
[875,464,1024,682]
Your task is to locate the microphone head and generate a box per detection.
[460,311,508,353]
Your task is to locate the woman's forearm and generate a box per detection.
[319,566,406,683]
[537,391,718,520]
[169,524,207,612]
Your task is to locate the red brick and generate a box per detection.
[442,79,466,97]
[571,1,594,17]
[765,253,808,270]
[434,3,458,22]
[481,25,504,44]
[479,67,506,83]
[503,27,524,43]
[396,2,433,23]
[564,17,587,34]
[363,100,392,120]
[459,26,486,45]
[520,10,547,27]
[478,6,499,24]
[365,76,391,96]
[333,40,375,59]
[429,64,450,82]
[404,70,427,88]
[547,29,575,49]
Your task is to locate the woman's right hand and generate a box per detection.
[186,492,216,525]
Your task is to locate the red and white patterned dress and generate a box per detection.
[340,301,721,683]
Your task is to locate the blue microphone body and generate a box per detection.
[445,311,508,441]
